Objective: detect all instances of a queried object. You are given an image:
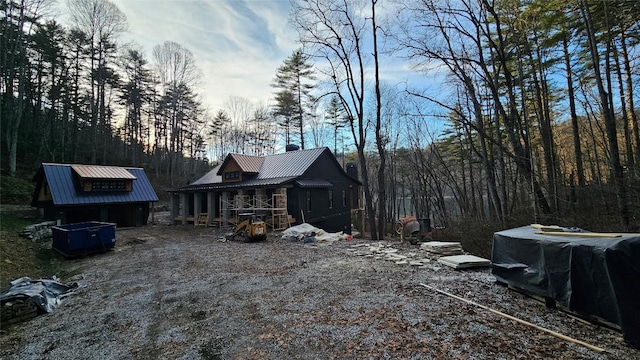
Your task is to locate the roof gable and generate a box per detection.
[217,154,263,175]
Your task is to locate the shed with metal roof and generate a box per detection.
[31,163,159,227]
[170,147,361,234]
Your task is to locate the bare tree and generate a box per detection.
[223,96,254,154]
[152,41,202,183]
[68,0,126,163]
[292,0,380,239]
[2,0,52,175]
[578,0,629,228]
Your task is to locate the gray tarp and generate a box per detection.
[1,277,79,315]
[491,226,640,347]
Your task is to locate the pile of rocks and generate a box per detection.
[20,221,56,242]
[348,242,433,267]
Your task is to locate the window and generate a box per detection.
[342,190,347,207]
[224,171,239,180]
[328,190,333,209]
[91,180,127,191]
[306,190,311,212]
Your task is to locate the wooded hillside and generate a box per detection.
[2,0,639,234]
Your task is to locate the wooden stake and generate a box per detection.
[418,283,605,353]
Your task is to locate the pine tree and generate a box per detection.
[271,49,315,149]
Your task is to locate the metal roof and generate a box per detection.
[178,147,348,192]
[70,164,137,180]
[191,164,222,185]
[295,179,333,188]
[179,176,296,192]
[217,153,264,174]
[256,147,326,179]
[41,164,159,205]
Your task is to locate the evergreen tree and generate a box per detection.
[271,49,315,149]
[325,96,347,155]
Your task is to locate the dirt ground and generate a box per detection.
[1,219,638,360]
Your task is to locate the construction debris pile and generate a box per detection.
[281,223,350,243]
[348,242,432,266]
[348,241,490,269]
[19,221,56,242]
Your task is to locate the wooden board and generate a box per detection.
[535,231,622,238]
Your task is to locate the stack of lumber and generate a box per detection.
[437,254,491,269]
[420,241,464,258]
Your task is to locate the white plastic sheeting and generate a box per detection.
[281,223,349,243]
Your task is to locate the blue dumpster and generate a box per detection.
[52,222,116,258]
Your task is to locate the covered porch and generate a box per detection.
[170,187,295,230]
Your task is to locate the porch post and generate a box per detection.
[207,192,215,225]
[181,193,188,225]
[222,191,229,226]
[194,192,201,227]
[170,193,179,224]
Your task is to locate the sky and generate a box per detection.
[53,0,447,150]
[80,0,300,112]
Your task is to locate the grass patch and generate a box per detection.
[0,175,34,205]
[0,209,65,288]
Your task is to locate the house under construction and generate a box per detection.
[169,147,361,234]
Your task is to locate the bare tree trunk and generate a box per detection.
[292,0,378,239]
[482,0,551,215]
[372,0,386,238]
[563,36,586,187]
[613,44,634,168]
[619,32,640,170]
[579,0,629,228]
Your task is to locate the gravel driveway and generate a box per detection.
[0,224,637,359]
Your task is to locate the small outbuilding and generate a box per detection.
[170,147,361,234]
[31,163,159,227]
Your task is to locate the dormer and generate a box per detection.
[71,164,136,192]
[217,153,264,183]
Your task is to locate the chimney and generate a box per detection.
[346,162,358,180]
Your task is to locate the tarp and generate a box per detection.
[1,277,80,323]
[491,226,640,347]
[281,223,349,243]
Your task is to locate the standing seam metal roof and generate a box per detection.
[230,154,264,173]
[70,164,137,180]
[180,147,334,191]
[179,176,297,192]
[191,164,222,185]
[256,147,326,179]
[42,164,159,205]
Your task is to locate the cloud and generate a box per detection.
[109,0,299,110]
